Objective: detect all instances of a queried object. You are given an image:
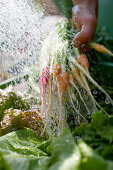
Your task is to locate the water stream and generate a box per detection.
[0,0,44,74]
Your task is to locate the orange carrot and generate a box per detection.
[52,64,70,94]
[77,54,89,70]
[90,42,113,56]
[56,72,70,95]
[62,72,70,83]
[52,64,62,76]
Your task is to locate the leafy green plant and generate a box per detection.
[0,128,50,170]
[0,86,38,121]
[73,109,113,160]
[0,128,113,170]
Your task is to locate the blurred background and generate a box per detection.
[40,0,113,36]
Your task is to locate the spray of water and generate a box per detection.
[0,0,68,137]
[0,0,45,74]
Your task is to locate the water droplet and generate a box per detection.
[93,90,97,95]
[105,98,110,105]
[65,139,69,143]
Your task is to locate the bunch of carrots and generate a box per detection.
[39,39,113,135]
[39,42,113,99]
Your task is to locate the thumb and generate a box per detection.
[72,24,94,47]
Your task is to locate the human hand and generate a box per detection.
[72,0,98,49]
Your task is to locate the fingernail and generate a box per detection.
[72,40,81,47]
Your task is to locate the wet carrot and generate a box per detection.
[39,67,50,90]
[56,72,70,95]
[39,67,50,104]
[52,64,62,76]
[89,42,113,56]
[62,72,70,83]
[77,54,89,70]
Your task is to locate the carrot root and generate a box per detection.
[68,88,88,123]
[89,42,113,56]
[70,57,113,106]
[69,79,91,113]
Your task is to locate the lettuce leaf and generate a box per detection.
[0,128,113,170]
[47,129,81,170]
[0,128,50,170]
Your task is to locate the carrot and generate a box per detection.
[39,67,50,106]
[77,54,89,70]
[62,72,70,83]
[52,64,62,76]
[39,67,50,90]
[56,72,70,95]
[52,64,70,95]
[89,42,113,56]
